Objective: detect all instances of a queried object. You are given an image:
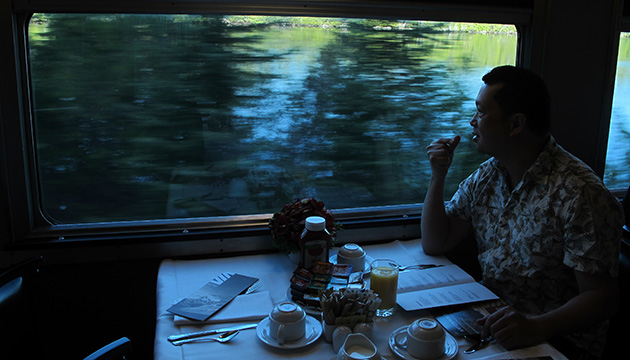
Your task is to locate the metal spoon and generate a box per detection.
[171,330,240,346]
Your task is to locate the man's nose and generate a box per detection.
[470,112,479,126]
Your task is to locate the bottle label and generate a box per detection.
[301,239,329,269]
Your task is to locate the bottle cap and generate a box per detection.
[305,216,326,231]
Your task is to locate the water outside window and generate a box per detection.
[29,14,519,223]
[605,32,630,190]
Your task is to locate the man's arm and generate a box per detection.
[479,270,619,350]
[422,135,473,255]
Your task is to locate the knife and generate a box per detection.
[168,323,258,342]
[398,264,444,272]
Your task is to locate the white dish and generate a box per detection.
[257,314,322,349]
[329,254,375,274]
[388,326,458,360]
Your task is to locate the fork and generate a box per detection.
[171,330,240,346]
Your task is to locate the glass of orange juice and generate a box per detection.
[369,259,399,317]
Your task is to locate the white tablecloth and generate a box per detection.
[154,239,568,360]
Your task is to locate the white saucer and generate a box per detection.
[329,356,386,360]
[388,326,458,360]
[329,254,375,275]
[257,315,322,349]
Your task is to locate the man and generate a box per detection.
[422,65,623,359]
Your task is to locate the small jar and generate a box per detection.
[300,216,332,269]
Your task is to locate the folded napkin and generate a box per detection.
[174,290,273,325]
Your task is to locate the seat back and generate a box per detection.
[0,256,43,359]
[623,185,629,226]
[603,185,630,358]
[83,337,132,360]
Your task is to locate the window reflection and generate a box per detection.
[28,14,516,223]
[605,31,630,189]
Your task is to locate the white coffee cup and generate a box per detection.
[268,302,306,344]
[337,243,366,272]
[394,318,445,359]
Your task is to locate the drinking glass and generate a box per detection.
[369,259,399,317]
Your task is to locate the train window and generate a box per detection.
[605,31,630,189]
[27,14,517,224]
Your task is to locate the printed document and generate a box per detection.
[396,264,498,311]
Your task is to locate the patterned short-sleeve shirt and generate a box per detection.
[446,136,623,355]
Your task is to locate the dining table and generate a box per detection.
[154,238,569,360]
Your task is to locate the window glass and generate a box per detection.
[28,14,516,223]
[605,31,630,189]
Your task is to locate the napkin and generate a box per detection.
[174,290,273,325]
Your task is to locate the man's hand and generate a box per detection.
[475,271,619,352]
[427,135,461,178]
[422,134,472,255]
[477,306,546,350]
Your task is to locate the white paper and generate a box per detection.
[397,282,499,311]
[397,264,475,292]
[395,264,498,311]
[471,343,568,360]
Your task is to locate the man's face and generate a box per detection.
[470,83,513,156]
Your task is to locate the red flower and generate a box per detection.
[269,198,340,253]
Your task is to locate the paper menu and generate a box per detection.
[398,264,475,292]
[434,299,506,336]
[435,308,485,337]
[173,290,273,325]
[167,273,258,321]
[396,264,499,311]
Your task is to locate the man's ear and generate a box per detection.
[509,113,527,136]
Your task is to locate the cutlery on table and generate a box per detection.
[463,334,494,354]
[168,323,258,343]
[171,330,240,346]
[244,280,262,294]
[398,264,444,271]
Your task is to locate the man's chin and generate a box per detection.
[474,142,491,156]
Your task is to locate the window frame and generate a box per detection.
[2,0,532,258]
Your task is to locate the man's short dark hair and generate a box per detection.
[482,65,551,135]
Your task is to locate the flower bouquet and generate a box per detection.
[269,198,340,254]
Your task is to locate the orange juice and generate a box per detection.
[370,260,399,316]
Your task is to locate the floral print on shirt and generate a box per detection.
[446,136,623,356]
